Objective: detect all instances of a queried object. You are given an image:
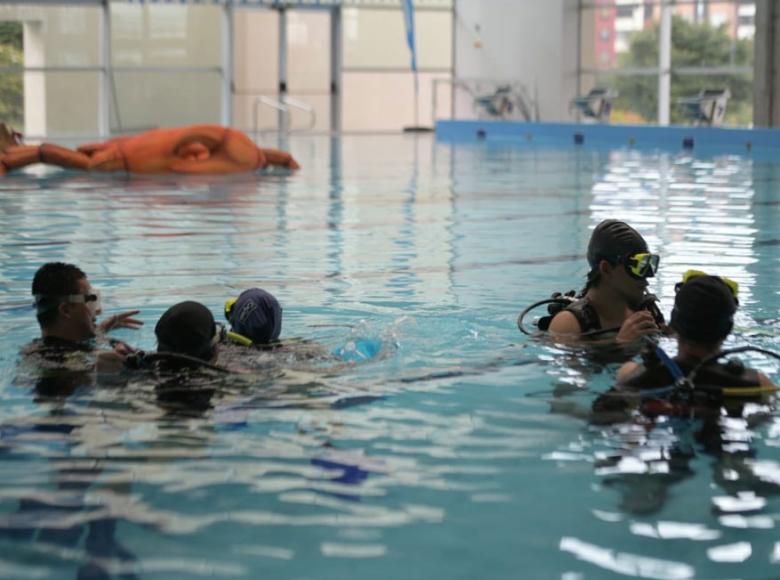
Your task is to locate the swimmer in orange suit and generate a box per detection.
[0,124,299,176]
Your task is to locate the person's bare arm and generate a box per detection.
[259,147,300,170]
[1,144,90,172]
[547,310,583,340]
[616,361,642,383]
[96,351,126,373]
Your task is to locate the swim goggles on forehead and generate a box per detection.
[674,269,739,302]
[33,290,102,314]
[621,253,660,279]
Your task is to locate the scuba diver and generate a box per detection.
[152,301,228,411]
[519,219,664,343]
[222,288,333,362]
[589,272,779,516]
[0,123,299,176]
[593,272,776,420]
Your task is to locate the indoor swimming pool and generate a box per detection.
[0,133,778,579]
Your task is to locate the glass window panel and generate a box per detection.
[580,4,661,72]
[112,72,221,132]
[670,2,754,68]
[233,9,279,132]
[580,72,659,125]
[8,71,101,137]
[287,11,330,93]
[343,71,451,131]
[111,4,222,68]
[666,0,754,128]
[416,9,453,70]
[233,9,279,93]
[0,5,100,67]
[0,72,24,132]
[672,72,753,126]
[343,8,452,70]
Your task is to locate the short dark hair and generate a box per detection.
[31,262,86,327]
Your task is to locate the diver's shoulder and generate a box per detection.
[548,309,583,336]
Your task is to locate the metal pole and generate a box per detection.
[221,2,234,127]
[330,6,342,133]
[432,78,438,122]
[99,0,111,136]
[278,7,288,133]
[450,1,456,120]
[658,0,672,126]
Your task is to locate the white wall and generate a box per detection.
[453,0,579,122]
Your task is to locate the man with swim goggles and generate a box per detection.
[26,262,143,374]
[548,220,664,342]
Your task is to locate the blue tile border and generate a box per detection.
[435,120,780,154]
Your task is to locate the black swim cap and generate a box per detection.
[670,276,737,343]
[587,220,648,269]
[155,301,216,359]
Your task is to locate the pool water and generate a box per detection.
[0,134,778,579]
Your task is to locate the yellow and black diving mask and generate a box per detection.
[675,269,739,303]
[623,253,660,280]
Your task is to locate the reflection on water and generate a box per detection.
[0,136,777,579]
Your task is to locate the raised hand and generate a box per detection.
[99,310,144,333]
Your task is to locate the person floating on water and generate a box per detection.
[21,262,143,387]
[593,272,775,420]
[0,123,299,176]
[545,219,665,342]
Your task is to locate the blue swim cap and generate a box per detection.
[228,288,282,344]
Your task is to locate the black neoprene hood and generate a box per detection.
[155,301,215,357]
[671,276,737,342]
[587,220,649,268]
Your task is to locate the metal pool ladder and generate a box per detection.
[253,96,317,134]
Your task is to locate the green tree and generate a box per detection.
[0,22,23,128]
[611,16,754,126]
[0,22,22,50]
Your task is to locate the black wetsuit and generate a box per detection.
[563,297,602,335]
[563,296,665,338]
[594,356,763,419]
[19,337,96,398]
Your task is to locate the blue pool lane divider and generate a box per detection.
[436,120,780,153]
